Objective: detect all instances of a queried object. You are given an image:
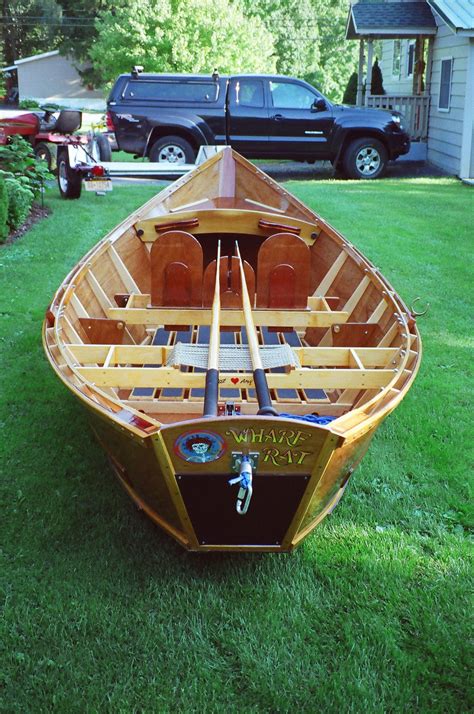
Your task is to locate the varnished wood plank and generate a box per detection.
[77,365,395,390]
[106,307,349,328]
[313,252,348,296]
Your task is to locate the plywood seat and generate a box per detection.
[150,230,203,307]
[202,255,255,308]
[256,233,310,309]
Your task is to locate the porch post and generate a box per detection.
[356,39,365,106]
[413,36,425,95]
[365,38,374,104]
[425,37,434,95]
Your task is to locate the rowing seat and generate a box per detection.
[150,230,203,307]
[202,255,255,308]
[256,232,310,309]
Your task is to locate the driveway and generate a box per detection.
[113,158,447,187]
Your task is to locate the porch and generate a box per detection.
[345,1,437,142]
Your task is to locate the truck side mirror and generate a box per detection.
[312,98,327,112]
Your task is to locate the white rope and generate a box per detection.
[167,342,300,370]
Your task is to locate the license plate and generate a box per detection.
[85,178,113,192]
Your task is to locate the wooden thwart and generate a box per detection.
[107,305,349,328]
[77,365,395,390]
[67,344,398,368]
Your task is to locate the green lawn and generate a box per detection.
[1,178,472,713]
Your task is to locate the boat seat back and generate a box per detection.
[150,230,203,307]
[202,255,255,308]
[256,232,310,308]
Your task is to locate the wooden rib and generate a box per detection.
[349,348,364,370]
[85,270,113,311]
[169,198,209,212]
[368,298,388,323]
[313,252,348,296]
[244,198,286,213]
[342,275,371,316]
[377,321,399,347]
[108,245,140,294]
[76,366,394,391]
[106,306,349,328]
[69,292,88,318]
[103,346,115,368]
[61,315,82,344]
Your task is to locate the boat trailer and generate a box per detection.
[57,142,225,199]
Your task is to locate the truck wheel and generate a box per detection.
[149,136,195,164]
[94,133,112,162]
[342,138,387,180]
[57,149,82,199]
[34,142,53,170]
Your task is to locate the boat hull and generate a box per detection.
[77,395,383,552]
[43,147,421,552]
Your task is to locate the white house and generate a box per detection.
[346,0,474,179]
[3,50,105,110]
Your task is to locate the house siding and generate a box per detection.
[17,53,103,102]
[380,39,415,94]
[427,19,470,174]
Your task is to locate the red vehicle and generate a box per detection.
[0,108,111,169]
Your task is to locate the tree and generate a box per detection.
[371,58,385,95]
[307,0,359,101]
[55,0,115,86]
[89,0,276,87]
[1,0,63,65]
[243,0,319,80]
[342,71,357,105]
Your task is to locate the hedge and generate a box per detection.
[5,177,34,230]
[0,177,8,242]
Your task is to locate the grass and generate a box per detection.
[1,178,472,713]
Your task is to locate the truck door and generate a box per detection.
[226,78,269,156]
[267,79,334,158]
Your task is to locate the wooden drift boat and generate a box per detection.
[43,148,421,552]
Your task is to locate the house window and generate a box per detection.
[392,39,401,76]
[438,58,453,111]
[407,42,415,77]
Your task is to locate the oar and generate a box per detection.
[203,240,221,417]
[235,242,278,417]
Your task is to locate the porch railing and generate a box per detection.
[366,94,430,141]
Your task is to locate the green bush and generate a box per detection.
[18,99,41,109]
[0,135,53,198]
[342,72,358,105]
[4,177,34,230]
[0,177,9,242]
[371,58,385,95]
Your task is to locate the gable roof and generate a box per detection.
[427,0,474,35]
[346,2,437,39]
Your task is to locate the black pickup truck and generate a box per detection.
[107,70,410,179]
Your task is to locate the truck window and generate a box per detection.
[122,81,219,102]
[232,79,264,108]
[270,81,316,110]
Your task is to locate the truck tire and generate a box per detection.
[342,137,387,180]
[34,142,53,171]
[57,148,82,199]
[94,133,112,162]
[149,135,195,164]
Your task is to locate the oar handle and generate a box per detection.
[235,242,278,417]
[203,241,221,418]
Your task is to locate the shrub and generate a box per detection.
[0,177,9,242]
[19,99,41,109]
[4,177,34,230]
[342,72,358,105]
[371,58,385,95]
[0,135,53,198]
